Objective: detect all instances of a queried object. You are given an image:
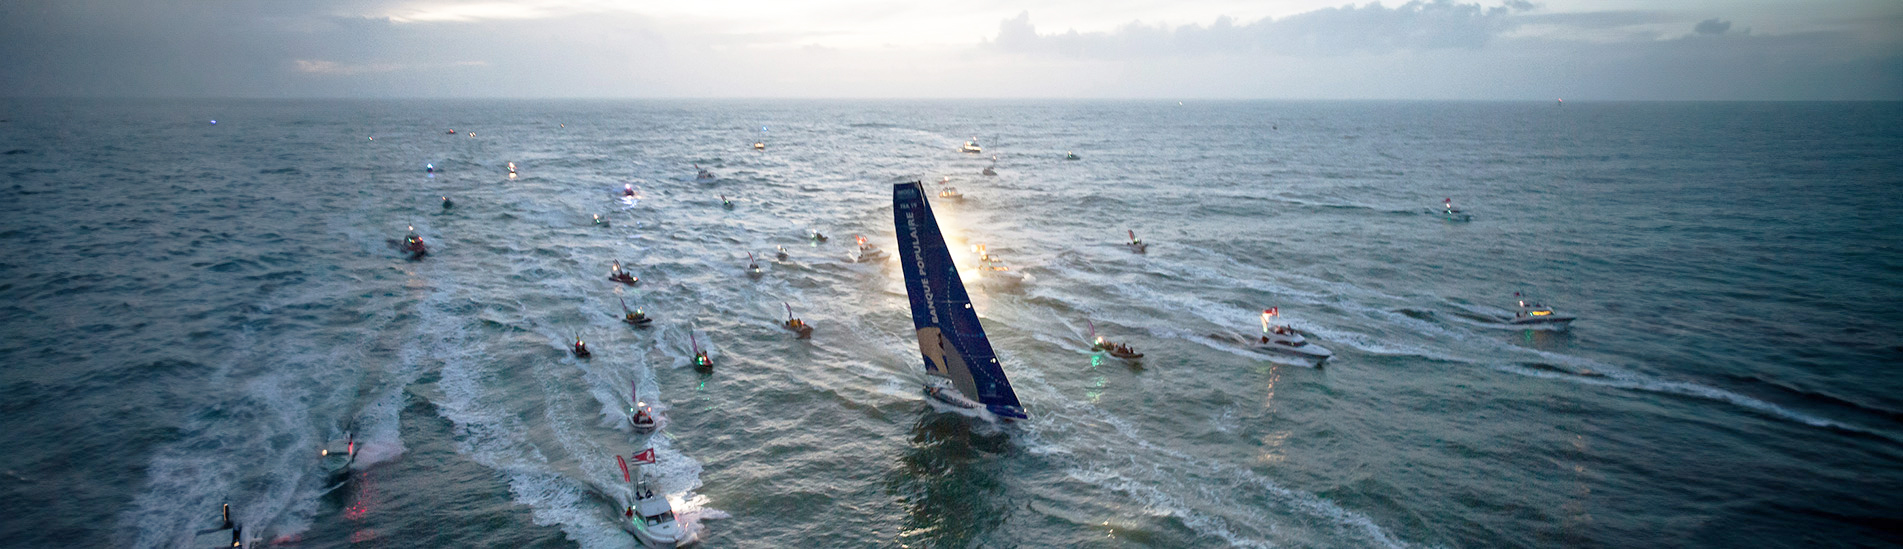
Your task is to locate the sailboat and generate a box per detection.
[893,181,1029,420]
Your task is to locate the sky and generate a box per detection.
[1,0,1898,99]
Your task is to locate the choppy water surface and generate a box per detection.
[1,99,1900,548]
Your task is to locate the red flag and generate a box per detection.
[616,455,630,482]
[631,448,657,464]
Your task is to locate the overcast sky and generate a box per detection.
[1,0,1898,99]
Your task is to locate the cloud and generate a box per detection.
[1695,18,1733,35]
[990,0,1537,58]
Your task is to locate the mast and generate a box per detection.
[892,181,1027,419]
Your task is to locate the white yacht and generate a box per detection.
[938,186,964,200]
[960,138,982,153]
[970,244,1024,287]
[1250,308,1332,361]
[619,459,688,548]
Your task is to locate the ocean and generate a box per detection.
[0,99,1899,548]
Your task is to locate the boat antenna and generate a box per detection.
[631,379,639,406]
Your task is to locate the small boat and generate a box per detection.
[720,195,734,209]
[594,214,611,227]
[1507,293,1576,327]
[629,381,659,435]
[1441,198,1472,222]
[191,503,254,548]
[810,231,829,243]
[391,226,427,260]
[442,196,454,209]
[690,334,713,370]
[1088,321,1143,359]
[1126,230,1147,254]
[981,166,996,176]
[572,336,592,358]
[623,184,638,197]
[752,141,765,150]
[617,453,688,548]
[782,303,813,339]
[694,164,715,182]
[775,245,789,262]
[319,431,358,479]
[849,235,887,263]
[892,181,1028,420]
[745,252,763,279]
[425,163,435,173]
[971,244,1024,287]
[937,187,964,200]
[960,138,982,154]
[507,161,517,176]
[620,297,653,327]
[1249,308,1331,362]
[446,129,455,135]
[609,261,639,286]
[1065,151,1081,160]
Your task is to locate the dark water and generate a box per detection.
[1,99,1900,548]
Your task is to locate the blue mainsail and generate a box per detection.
[893,181,1028,419]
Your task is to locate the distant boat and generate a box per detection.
[970,243,1024,288]
[629,381,658,434]
[1247,307,1331,362]
[782,303,813,339]
[1065,151,1080,161]
[694,164,714,181]
[1126,230,1147,254]
[1508,292,1576,327]
[1441,198,1472,222]
[752,141,765,150]
[849,235,886,263]
[960,138,982,154]
[893,181,1028,420]
[937,186,964,200]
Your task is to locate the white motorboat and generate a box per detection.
[618,455,688,548]
[1507,294,1576,327]
[960,138,982,153]
[849,235,887,263]
[970,244,1024,287]
[938,186,964,200]
[775,245,789,262]
[1250,308,1332,361]
[752,141,765,150]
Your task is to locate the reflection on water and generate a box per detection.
[887,410,1013,548]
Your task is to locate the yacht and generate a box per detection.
[1249,308,1331,362]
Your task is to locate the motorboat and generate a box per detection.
[623,184,638,197]
[891,180,1029,420]
[971,244,1024,287]
[609,261,639,286]
[810,231,829,243]
[745,252,763,279]
[1507,294,1576,327]
[617,454,688,548]
[426,163,435,174]
[1126,230,1147,254]
[620,297,653,327]
[319,431,358,481]
[1065,151,1081,160]
[752,141,765,150]
[720,195,734,210]
[981,166,996,176]
[1441,198,1472,222]
[694,165,715,181]
[628,381,659,434]
[849,235,887,263]
[1088,321,1143,359]
[1249,308,1331,362]
[390,226,427,260]
[937,187,964,200]
[507,161,517,176]
[782,303,813,339]
[960,138,982,154]
[442,196,454,209]
[775,245,789,262]
[690,334,713,370]
[572,337,592,358]
[594,214,611,227]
